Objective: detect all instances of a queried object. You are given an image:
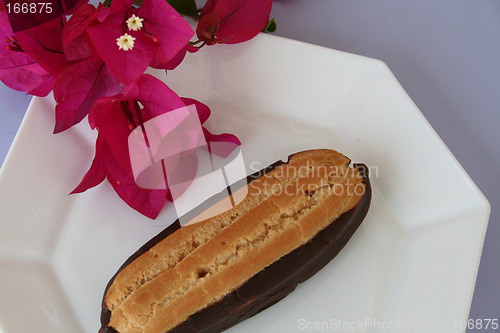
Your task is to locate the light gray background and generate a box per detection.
[0,0,498,331]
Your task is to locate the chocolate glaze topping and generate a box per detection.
[99,158,371,333]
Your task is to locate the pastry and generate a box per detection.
[99,149,371,333]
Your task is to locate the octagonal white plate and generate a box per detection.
[0,33,490,333]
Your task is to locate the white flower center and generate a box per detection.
[126,14,144,31]
[116,33,136,51]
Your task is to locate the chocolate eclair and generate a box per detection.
[100,149,371,333]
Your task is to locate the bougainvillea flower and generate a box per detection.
[116,33,136,51]
[85,0,194,85]
[62,4,99,61]
[197,0,273,45]
[14,19,71,77]
[134,0,194,67]
[180,97,241,158]
[53,5,125,134]
[72,75,183,218]
[0,38,54,96]
[0,2,55,96]
[126,14,144,31]
[53,59,124,133]
[73,75,240,219]
[150,43,198,71]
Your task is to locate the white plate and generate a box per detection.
[0,33,490,333]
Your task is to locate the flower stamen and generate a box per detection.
[116,33,136,51]
[126,14,144,31]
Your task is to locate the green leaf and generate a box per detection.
[167,0,199,19]
[263,18,277,33]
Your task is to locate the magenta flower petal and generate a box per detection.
[203,127,241,158]
[63,4,95,42]
[199,0,215,16]
[180,97,241,157]
[133,0,193,66]
[71,135,108,194]
[53,60,124,133]
[0,53,52,95]
[0,6,56,94]
[63,33,94,62]
[135,74,185,119]
[197,0,273,44]
[96,5,111,23]
[97,0,130,22]
[107,167,168,219]
[181,97,211,124]
[62,4,97,61]
[17,18,64,52]
[73,133,168,219]
[28,75,56,97]
[91,99,137,174]
[150,45,186,70]
[14,20,70,75]
[150,43,199,71]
